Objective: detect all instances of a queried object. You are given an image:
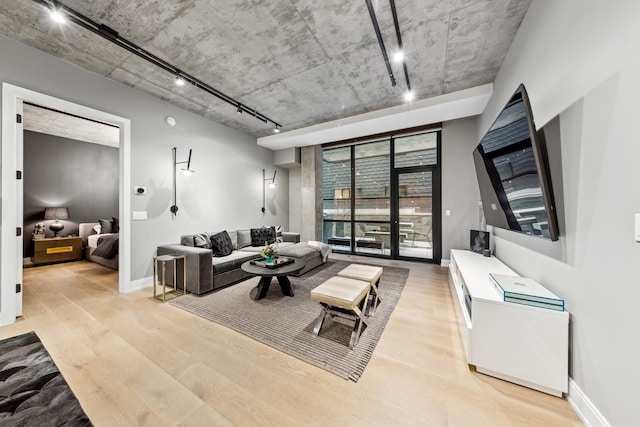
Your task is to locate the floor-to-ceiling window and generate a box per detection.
[322,126,441,263]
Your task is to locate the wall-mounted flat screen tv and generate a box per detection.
[473,84,559,241]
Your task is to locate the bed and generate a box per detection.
[79,222,119,270]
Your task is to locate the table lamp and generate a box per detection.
[44,207,69,237]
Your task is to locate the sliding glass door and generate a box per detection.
[394,170,435,260]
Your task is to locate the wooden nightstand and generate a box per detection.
[32,236,83,265]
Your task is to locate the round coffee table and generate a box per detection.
[241,257,306,300]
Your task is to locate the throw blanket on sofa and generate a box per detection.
[93,233,119,259]
[308,241,331,262]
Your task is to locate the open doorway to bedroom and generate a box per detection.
[1,83,131,327]
[22,103,121,277]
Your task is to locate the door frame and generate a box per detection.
[1,83,132,327]
[391,166,442,263]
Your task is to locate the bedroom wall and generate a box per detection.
[22,130,119,257]
[477,1,640,426]
[0,34,289,283]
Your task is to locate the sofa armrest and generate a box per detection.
[282,232,300,243]
[156,244,213,295]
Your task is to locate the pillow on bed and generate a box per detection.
[99,219,113,234]
[112,217,120,233]
[93,225,101,234]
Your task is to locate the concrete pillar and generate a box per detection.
[300,145,322,241]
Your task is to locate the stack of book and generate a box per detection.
[489,273,564,311]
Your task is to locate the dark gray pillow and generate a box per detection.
[193,232,212,249]
[99,218,113,234]
[210,231,234,257]
[112,217,120,233]
[251,227,276,246]
[237,230,252,249]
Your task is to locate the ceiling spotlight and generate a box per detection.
[404,91,415,102]
[236,106,243,114]
[49,7,66,24]
[175,75,185,86]
[273,125,281,134]
[393,50,404,63]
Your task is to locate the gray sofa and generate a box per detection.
[157,228,328,295]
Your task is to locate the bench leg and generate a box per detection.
[349,292,369,349]
[367,278,382,316]
[312,307,327,336]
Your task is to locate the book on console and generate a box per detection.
[489,273,564,311]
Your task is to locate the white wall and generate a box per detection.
[0,34,289,283]
[441,117,480,259]
[478,1,640,426]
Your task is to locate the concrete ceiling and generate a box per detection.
[0,0,531,139]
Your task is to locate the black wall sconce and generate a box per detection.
[262,169,276,214]
[171,147,195,215]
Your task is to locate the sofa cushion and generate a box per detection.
[272,225,283,243]
[251,227,276,246]
[237,229,252,249]
[227,230,238,250]
[210,231,234,257]
[211,251,259,274]
[193,232,212,249]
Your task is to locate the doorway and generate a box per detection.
[1,83,131,327]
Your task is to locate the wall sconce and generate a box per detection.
[171,147,195,215]
[44,207,69,237]
[262,169,277,214]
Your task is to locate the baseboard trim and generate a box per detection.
[128,276,153,293]
[567,377,611,427]
[440,258,450,267]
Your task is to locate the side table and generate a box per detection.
[153,253,186,302]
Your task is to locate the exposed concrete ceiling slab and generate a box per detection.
[0,0,531,139]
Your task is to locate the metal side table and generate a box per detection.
[153,253,186,302]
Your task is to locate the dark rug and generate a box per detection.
[170,260,409,381]
[0,332,92,427]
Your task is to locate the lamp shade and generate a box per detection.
[44,207,69,220]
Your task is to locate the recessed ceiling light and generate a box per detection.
[393,50,404,63]
[165,116,177,126]
[50,10,65,24]
[404,91,415,102]
[175,76,185,86]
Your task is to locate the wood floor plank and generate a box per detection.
[0,257,583,426]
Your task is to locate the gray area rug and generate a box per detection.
[170,260,409,381]
[0,331,92,426]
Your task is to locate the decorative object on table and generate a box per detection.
[170,260,409,382]
[44,207,69,237]
[170,146,195,215]
[261,168,277,214]
[33,222,46,239]
[260,243,277,263]
[470,229,490,254]
[0,331,93,425]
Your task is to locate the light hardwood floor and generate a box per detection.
[1,255,583,426]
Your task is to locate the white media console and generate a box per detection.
[448,249,569,396]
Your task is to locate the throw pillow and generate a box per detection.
[272,225,283,243]
[210,231,234,257]
[250,227,276,246]
[98,218,113,234]
[193,232,212,249]
[236,230,252,249]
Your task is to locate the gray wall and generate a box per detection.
[0,34,289,283]
[23,130,119,257]
[441,117,480,259]
[478,1,640,425]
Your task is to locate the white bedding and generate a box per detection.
[87,233,115,249]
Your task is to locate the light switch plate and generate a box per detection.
[635,214,640,242]
[132,211,147,220]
